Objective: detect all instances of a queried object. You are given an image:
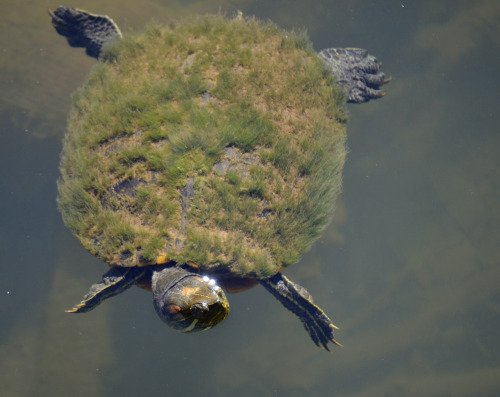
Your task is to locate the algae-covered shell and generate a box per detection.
[58,15,347,280]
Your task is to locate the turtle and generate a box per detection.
[49,6,389,351]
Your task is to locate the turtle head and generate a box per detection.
[152,267,229,333]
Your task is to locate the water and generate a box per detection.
[1,0,499,396]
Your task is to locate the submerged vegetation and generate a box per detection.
[58,14,347,278]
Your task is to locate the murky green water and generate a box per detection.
[1,0,499,396]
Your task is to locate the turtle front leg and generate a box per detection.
[260,273,342,351]
[67,267,147,313]
[49,6,122,58]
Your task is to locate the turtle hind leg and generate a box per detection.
[260,273,342,351]
[67,267,147,313]
[48,6,122,58]
[319,47,390,104]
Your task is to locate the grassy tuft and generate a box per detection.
[58,14,347,277]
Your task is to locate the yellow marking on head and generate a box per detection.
[181,286,200,297]
[182,319,198,332]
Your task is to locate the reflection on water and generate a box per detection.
[1,0,500,396]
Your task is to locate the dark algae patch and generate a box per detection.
[58,14,347,278]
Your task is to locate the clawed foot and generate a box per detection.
[49,6,122,58]
[319,48,390,103]
[260,273,342,351]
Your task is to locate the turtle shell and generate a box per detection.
[58,15,347,280]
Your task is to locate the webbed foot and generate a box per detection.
[319,48,390,103]
[49,6,122,58]
[67,267,147,313]
[260,273,342,351]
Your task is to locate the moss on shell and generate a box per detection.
[58,14,347,279]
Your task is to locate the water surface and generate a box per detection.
[1,0,499,396]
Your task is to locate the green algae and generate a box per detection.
[58,14,347,278]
